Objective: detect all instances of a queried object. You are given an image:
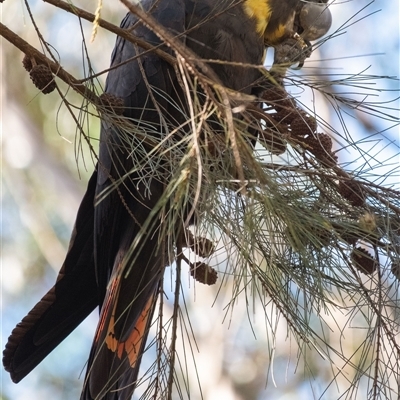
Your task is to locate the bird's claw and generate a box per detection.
[273,36,312,69]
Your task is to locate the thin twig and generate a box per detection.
[43,0,176,66]
[0,23,98,103]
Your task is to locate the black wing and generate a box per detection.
[81,1,186,398]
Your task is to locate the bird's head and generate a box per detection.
[296,0,332,42]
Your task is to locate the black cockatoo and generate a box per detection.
[3,0,331,398]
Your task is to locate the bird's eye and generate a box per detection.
[299,3,332,41]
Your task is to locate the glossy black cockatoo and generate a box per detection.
[3,0,331,398]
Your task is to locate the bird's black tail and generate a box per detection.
[3,170,99,383]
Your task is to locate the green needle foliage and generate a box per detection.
[1,0,399,399]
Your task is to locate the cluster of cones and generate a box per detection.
[260,87,337,167]
[184,231,218,286]
[23,55,56,94]
[21,54,400,283]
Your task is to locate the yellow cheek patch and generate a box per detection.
[243,0,272,36]
[265,23,287,44]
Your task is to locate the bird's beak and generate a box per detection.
[299,2,332,41]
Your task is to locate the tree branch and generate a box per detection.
[0,22,98,102]
[43,0,176,66]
